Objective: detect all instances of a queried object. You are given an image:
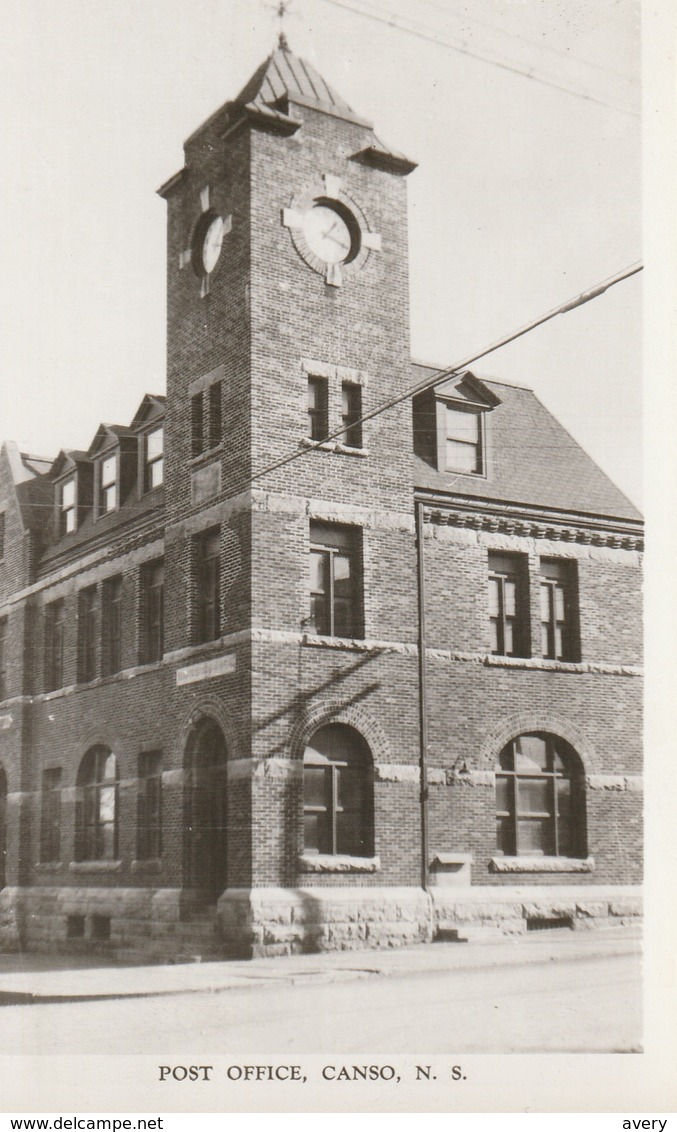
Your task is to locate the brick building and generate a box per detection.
[0,49,642,959]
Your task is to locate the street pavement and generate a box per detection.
[0,923,640,1004]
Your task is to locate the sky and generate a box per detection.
[0,0,642,506]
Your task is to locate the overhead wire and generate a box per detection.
[315,0,640,117]
[248,262,643,486]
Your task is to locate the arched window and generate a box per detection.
[303,724,373,857]
[76,747,118,861]
[496,733,585,858]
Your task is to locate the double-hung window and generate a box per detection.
[196,529,221,643]
[488,553,527,657]
[78,586,98,683]
[143,561,164,663]
[40,768,62,863]
[145,427,164,490]
[341,383,362,448]
[540,559,577,661]
[102,577,122,676]
[309,522,362,639]
[191,382,223,457]
[137,751,162,861]
[61,478,76,533]
[307,376,328,441]
[44,600,66,691]
[76,747,118,861]
[99,454,117,514]
[445,405,482,474]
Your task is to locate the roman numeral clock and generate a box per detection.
[282,173,381,287]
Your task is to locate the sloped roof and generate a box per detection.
[412,363,641,522]
[234,48,362,122]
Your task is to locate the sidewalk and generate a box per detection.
[0,924,641,1005]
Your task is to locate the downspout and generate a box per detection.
[415,499,434,940]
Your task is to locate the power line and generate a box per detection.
[249,262,643,485]
[316,0,640,117]
[416,0,636,84]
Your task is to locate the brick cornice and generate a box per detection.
[420,497,643,551]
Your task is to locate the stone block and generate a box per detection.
[575,901,609,918]
[609,897,642,917]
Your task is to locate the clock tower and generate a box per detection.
[158,47,421,947]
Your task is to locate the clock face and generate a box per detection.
[303,203,356,265]
[201,215,225,274]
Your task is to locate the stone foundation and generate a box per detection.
[217,886,434,956]
[0,883,642,961]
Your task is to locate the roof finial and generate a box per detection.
[276,0,291,50]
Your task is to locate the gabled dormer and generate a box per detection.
[413,370,502,477]
[130,395,166,496]
[87,425,138,519]
[50,449,93,537]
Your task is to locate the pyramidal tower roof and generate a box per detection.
[234,47,361,123]
[167,45,416,188]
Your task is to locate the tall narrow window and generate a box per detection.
[309,522,362,639]
[197,529,221,643]
[307,376,328,441]
[445,405,482,474]
[61,478,76,534]
[208,381,222,449]
[99,454,117,513]
[76,747,118,861]
[341,383,362,448]
[0,618,6,700]
[137,751,162,861]
[496,733,585,858]
[78,586,98,683]
[101,576,122,676]
[191,393,204,457]
[540,559,577,662]
[143,561,164,663]
[40,768,62,863]
[0,512,5,558]
[44,600,66,691]
[303,724,374,857]
[488,553,528,657]
[145,426,164,490]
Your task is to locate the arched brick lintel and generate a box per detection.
[478,713,598,775]
[176,696,240,768]
[287,702,392,765]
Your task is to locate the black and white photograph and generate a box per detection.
[0,0,672,1117]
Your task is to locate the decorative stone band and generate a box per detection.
[587,775,643,791]
[424,505,643,552]
[489,856,595,874]
[298,854,381,874]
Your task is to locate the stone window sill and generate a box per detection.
[69,860,123,873]
[190,443,224,469]
[299,853,381,874]
[34,861,64,873]
[130,859,162,874]
[299,437,368,458]
[489,856,594,874]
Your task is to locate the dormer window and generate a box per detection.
[99,454,117,513]
[412,371,500,478]
[145,427,164,490]
[61,478,76,533]
[445,405,483,474]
